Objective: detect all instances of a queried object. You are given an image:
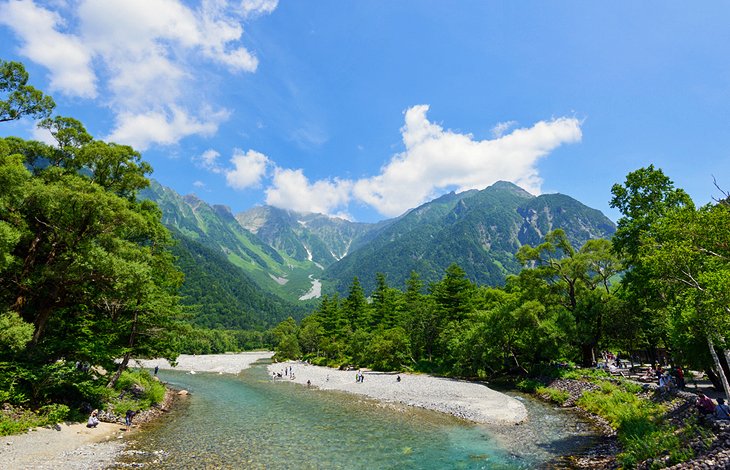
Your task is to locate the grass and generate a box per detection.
[521,365,700,468]
[515,378,541,393]
[536,386,570,405]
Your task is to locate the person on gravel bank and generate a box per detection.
[86,410,99,428]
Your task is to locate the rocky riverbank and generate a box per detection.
[536,377,730,469]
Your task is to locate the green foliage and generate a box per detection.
[366,327,411,371]
[169,231,305,329]
[535,386,569,405]
[171,325,268,355]
[576,381,696,468]
[0,60,55,123]
[0,403,69,436]
[0,60,186,431]
[556,367,610,381]
[111,369,166,414]
[515,378,542,393]
[274,334,302,361]
[0,310,33,352]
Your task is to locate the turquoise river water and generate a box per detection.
[115,362,600,469]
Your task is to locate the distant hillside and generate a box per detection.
[170,231,307,329]
[236,206,384,268]
[143,180,615,307]
[140,180,324,302]
[324,181,616,293]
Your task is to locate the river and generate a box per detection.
[115,361,599,469]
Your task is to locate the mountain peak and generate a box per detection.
[488,181,535,198]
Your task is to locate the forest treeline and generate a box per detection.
[273,167,730,393]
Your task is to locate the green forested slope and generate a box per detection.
[324,181,616,293]
[170,232,307,329]
[140,180,322,301]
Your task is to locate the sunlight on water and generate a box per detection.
[115,363,598,469]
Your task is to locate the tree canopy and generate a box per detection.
[0,60,184,410]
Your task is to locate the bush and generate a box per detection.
[536,386,570,405]
[558,367,610,381]
[0,403,69,436]
[110,369,166,414]
[516,378,541,393]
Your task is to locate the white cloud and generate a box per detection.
[240,0,278,18]
[491,120,517,138]
[0,0,277,148]
[265,168,352,216]
[352,105,582,217]
[0,0,97,98]
[225,149,270,189]
[193,180,205,188]
[193,106,580,219]
[30,125,56,145]
[107,106,228,151]
[196,149,223,173]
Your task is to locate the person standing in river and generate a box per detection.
[125,409,138,431]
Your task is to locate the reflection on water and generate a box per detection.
[115,363,598,469]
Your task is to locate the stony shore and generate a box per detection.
[267,360,528,425]
[0,422,126,469]
[135,351,274,374]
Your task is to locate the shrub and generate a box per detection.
[559,367,610,381]
[515,378,541,393]
[577,380,694,468]
[110,369,166,414]
[0,403,69,436]
[536,386,570,405]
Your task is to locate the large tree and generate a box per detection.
[0,61,183,399]
[640,201,730,399]
[516,229,622,366]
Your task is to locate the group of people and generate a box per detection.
[601,351,624,368]
[272,365,295,380]
[696,392,730,420]
[86,408,139,430]
[638,364,685,391]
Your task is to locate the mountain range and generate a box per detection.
[140,180,616,327]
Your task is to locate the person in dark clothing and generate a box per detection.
[125,409,139,430]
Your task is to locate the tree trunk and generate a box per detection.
[707,369,722,391]
[707,336,730,403]
[723,349,730,403]
[580,343,594,367]
[29,283,62,345]
[31,305,52,345]
[107,351,131,389]
[107,309,139,388]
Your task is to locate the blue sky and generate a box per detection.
[1,1,729,223]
